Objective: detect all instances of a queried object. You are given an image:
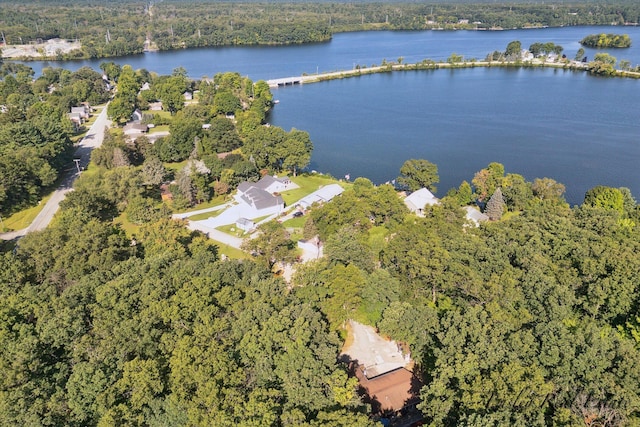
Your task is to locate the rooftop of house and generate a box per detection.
[240,186,283,210]
[355,367,421,414]
[404,188,439,212]
[297,183,344,207]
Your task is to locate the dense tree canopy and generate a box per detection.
[1,2,639,60]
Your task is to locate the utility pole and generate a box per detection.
[73,158,81,173]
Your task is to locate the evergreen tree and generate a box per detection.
[485,187,505,220]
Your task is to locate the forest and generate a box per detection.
[1,1,640,59]
[2,63,640,425]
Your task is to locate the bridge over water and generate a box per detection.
[266,68,376,88]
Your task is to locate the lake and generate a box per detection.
[268,67,639,205]
[18,26,640,204]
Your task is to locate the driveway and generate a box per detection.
[341,320,410,378]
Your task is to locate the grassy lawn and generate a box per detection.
[145,110,173,121]
[164,160,189,173]
[280,174,348,206]
[187,209,225,221]
[1,194,52,232]
[368,225,390,255]
[282,215,306,228]
[216,224,247,237]
[113,212,141,237]
[148,125,169,134]
[216,243,249,260]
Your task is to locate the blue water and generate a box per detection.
[20,26,640,79]
[16,26,640,204]
[268,67,639,205]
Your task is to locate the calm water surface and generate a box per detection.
[269,67,639,205]
[22,26,640,79]
[19,26,640,204]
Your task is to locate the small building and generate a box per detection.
[463,206,489,226]
[123,123,149,137]
[131,109,143,123]
[183,91,193,100]
[297,184,344,209]
[236,217,255,232]
[70,105,90,120]
[404,188,439,216]
[148,102,163,111]
[68,112,83,128]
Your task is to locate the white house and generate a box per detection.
[253,175,293,194]
[235,182,284,217]
[404,188,439,216]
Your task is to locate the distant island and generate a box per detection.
[580,33,632,48]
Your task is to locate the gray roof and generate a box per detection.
[463,206,489,225]
[297,184,344,208]
[240,187,283,210]
[253,175,290,191]
[404,188,439,212]
[236,217,254,226]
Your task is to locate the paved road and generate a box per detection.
[185,221,244,249]
[0,104,111,241]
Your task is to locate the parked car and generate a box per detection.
[292,211,304,218]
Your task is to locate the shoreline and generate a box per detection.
[2,24,637,62]
[268,59,640,88]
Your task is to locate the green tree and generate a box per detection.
[397,158,439,192]
[242,221,297,269]
[279,129,313,176]
[505,40,522,58]
[324,225,374,273]
[485,187,505,220]
[214,91,241,115]
[531,177,566,203]
[583,186,624,213]
[472,162,504,202]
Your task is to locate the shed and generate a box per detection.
[236,218,255,232]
